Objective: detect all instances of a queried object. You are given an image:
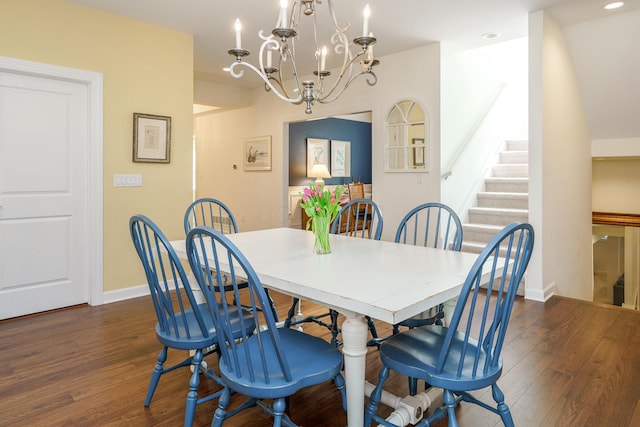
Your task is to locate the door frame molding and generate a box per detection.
[0,56,104,306]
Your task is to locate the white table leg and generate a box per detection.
[340,314,368,427]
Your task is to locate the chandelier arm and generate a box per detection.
[326,0,350,33]
[318,70,377,105]
[229,61,303,104]
[290,0,302,32]
[318,47,366,100]
[278,42,304,100]
[331,29,351,70]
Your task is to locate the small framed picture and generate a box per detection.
[133,113,171,163]
[243,135,272,171]
[306,138,329,176]
[412,138,426,167]
[331,140,351,177]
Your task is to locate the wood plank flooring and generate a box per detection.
[2,292,640,426]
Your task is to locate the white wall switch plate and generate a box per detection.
[114,174,142,187]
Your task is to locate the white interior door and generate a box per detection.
[0,71,89,319]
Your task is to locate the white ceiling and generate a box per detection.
[70,0,640,140]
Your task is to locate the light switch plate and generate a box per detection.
[114,174,142,187]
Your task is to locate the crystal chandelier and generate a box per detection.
[227,0,379,114]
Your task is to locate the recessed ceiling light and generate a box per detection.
[604,2,624,10]
[482,32,500,40]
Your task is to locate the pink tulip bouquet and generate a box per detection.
[300,183,347,254]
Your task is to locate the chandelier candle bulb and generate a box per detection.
[367,32,374,59]
[234,19,242,49]
[279,0,288,28]
[320,46,327,71]
[362,4,370,37]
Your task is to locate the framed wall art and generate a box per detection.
[330,140,351,177]
[133,112,171,163]
[133,113,171,163]
[306,138,329,176]
[243,135,272,171]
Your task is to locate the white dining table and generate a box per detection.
[171,227,481,427]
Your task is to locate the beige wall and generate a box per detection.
[528,11,593,301]
[593,159,640,213]
[194,43,442,242]
[0,0,194,293]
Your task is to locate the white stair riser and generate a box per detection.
[468,209,529,226]
[477,193,529,209]
[462,227,502,244]
[461,242,485,254]
[492,164,528,177]
[462,242,527,262]
[482,275,526,296]
[506,140,528,151]
[499,151,528,164]
[485,179,528,193]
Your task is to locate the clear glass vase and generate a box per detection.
[313,215,331,255]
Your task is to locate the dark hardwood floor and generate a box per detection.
[2,291,640,426]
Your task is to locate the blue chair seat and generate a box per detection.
[219,328,343,398]
[380,325,501,392]
[155,303,255,351]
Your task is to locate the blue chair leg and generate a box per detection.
[272,398,286,427]
[364,366,390,427]
[184,349,203,427]
[284,298,300,328]
[212,387,231,427]
[492,384,514,427]
[408,377,418,396]
[334,373,347,411]
[264,288,279,322]
[366,316,380,347]
[145,346,167,406]
[329,309,340,347]
[443,390,460,427]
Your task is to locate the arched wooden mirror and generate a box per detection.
[385,100,428,172]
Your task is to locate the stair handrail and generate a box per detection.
[441,82,507,180]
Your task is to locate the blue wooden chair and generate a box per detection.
[393,202,463,334]
[186,226,346,427]
[365,222,534,427]
[392,202,464,395]
[184,197,278,320]
[332,197,383,240]
[184,197,239,235]
[129,215,255,427]
[285,198,384,347]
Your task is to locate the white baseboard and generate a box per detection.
[100,276,197,305]
[525,281,556,302]
[102,284,150,305]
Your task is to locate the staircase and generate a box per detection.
[461,140,529,254]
